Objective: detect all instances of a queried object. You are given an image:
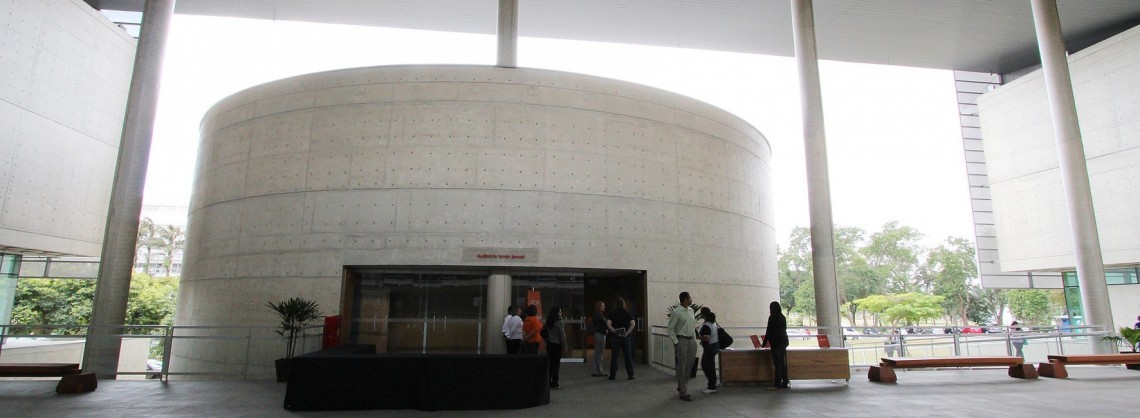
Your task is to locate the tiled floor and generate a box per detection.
[1,362,1137,417]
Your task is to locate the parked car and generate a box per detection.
[960,327,984,334]
[843,327,860,340]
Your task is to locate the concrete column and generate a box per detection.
[83,0,175,378]
[790,0,842,346]
[497,0,518,68]
[1029,0,1114,349]
[485,272,512,354]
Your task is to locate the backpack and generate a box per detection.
[717,327,733,349]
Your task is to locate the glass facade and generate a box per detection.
[1060,267,1140,326]
[341,268,636,358]
[347,270,488,354]
[0,253,21,326]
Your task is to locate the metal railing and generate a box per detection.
[649,325,1115,370]
[0,323,324,381]
[0,317,593,380]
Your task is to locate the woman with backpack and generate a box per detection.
[698,309,721,393]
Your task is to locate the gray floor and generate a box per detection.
[2,362,1138,417]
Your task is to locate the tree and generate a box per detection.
[135,217,162,275]
[1007,289,1057,325]
[126,274,179,326]
[157,225,185,277]
[833,226,883,325]
[777,227,813,315]
[861,221,925,293]
[11,278,96,333]
[11,275,178,333]
[853,292,944,326]
[927,237,979,325]
[978,288,1007,325]
[791,278,816,324]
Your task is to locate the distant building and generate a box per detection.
[134,205,188,277]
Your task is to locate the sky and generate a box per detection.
[147,15,975,248]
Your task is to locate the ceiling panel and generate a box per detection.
[84,0,1140,74]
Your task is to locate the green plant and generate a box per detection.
[267,297,323,358]
[1120,327,1140,351]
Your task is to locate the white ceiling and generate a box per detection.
[85,0,1140,74]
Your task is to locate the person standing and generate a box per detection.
[501,305,523,355]
[1010,321,1027,358]
[521,305,542,354]
[667,292,697,401]
[545,307,567,389]
[607,298,637,380]
[698,309,720,394]
[590,300,610,377]
[764,300,789,390]
[885,329,900,358]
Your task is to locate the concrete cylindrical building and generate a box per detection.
[174,65,774,377]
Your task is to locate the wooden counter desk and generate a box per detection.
[719,347,850,385]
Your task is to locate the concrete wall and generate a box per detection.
[978,24,1140,273]
[175,65,775,374]
[0,0,135,257]
[1108,284,1140,332]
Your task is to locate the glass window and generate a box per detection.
[347,270,486,354]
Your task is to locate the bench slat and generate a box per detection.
[1047,354,1140,364]
[0,363,81,376]
[883,356,1023,368]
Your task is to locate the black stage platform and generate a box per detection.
[283,346,550,411]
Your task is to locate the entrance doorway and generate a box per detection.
[341,266,646,360]
[583,270,648,364]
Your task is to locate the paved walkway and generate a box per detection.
[2,361,1137,417]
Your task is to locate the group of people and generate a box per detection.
[500,304,567,388]
[504,293,793,399]
[667,291,789,401]
[501,298,639,389]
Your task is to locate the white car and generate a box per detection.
[843,328,860,340]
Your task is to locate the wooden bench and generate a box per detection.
[868,356,1037,383]
[0,363,98,393]
[1037,353,1140,378]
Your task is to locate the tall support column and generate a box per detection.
[1029,0,1114,350]
[83,0,176,378]
[790,0,842,346]
[484,272,512,354]
[497,0,518,68]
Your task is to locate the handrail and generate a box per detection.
[1,322,1116,380]
[649,324,1113,369]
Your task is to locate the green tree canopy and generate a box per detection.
[157,225,185,277]
[12,275,178,334]
[777,227,813,314]
[1007,289,1057,325]
[927,237,979,325]
[853,292,944,326]
[861,221,924,293]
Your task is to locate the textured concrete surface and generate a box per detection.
[178,65,775,374]
[0,0,135,256]
[980,24,1140,274]
[2,363,1138,417]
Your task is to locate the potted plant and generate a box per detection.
[1119,327,1140,352]
[267,297,323,382]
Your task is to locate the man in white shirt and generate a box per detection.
[501,305,523,354]
[667,292,697,401]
